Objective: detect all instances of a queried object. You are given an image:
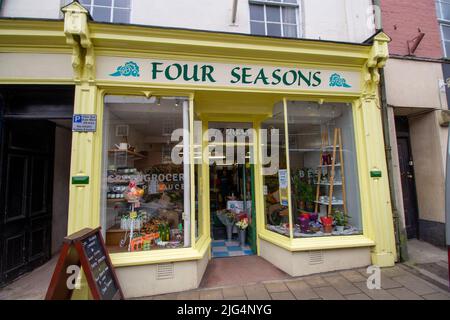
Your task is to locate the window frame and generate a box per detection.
[249,0,302,38]
[436,0,450,57]
[79,0,132,24]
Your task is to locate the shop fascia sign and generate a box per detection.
[97,57,360,92]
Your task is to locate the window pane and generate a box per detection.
[250,4,264,21]
[286,102,362,238]
[92,6,111,22]
[267,23,282,36]
[283,24,297,38]
[266,5,281,22]
[102,95,189,252]
[282,7,297,24]
[442,24,450,41]
[262,103,289,237]
[283,0,298,3]
[445,41,450,58]
[441,2,450,20]
[80,0,92,5]
[114,0,130,8]
[94,0,112,6]
[113,8,130,23]
[250,21,266,35]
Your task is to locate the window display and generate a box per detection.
[101,95,191,252]
[263,101,362,238]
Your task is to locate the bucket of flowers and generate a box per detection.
[236,216,249,246]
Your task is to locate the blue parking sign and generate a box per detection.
[72,114,97,132]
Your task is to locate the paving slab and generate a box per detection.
[392,274,439,296]
[313,286,345,300]
[303,275,329,288]
[243,284,271,300]
[387,288,424,300]
[263,281,289,293]
[345,293,371,300]
[422,292,450,300]
[354,281,398,300]
[339,270,367,283]
[270,291,296,300]
[222,286,245,298]
[380,275,403,290]
[199,289,224,300]
[224,296,248,300]
[323,275,361,295]
[285,280,319,300]
[176,291,200,300]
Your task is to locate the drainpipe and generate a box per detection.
[372,0,408,261]
[231,0,238,24]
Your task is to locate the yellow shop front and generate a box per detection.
[0,3,397,298]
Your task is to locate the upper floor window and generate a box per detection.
[436,0,450,57]
[80,0,131,23]
[249,0,299,38]
[437,0,450,21]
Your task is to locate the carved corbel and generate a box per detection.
[62,1,95,82]
[362,32,390,100]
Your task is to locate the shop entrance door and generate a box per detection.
[0,119,55,285]
[208,122,257,257]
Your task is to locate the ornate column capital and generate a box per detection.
[363,32,390,96]
[62,1,95,82]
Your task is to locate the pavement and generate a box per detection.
[147,263,450,300]
[0,239,449,300]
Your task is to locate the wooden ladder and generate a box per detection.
[314,128,347,217]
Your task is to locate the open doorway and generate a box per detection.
[208,122,257,258]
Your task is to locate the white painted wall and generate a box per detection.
[0,0,375,43]
[1,0,63,19]
[131,0,250,34]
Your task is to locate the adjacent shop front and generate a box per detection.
[0,2,396,298]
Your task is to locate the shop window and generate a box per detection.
[249,0,299,38]
[261,104,290,237]
[79,0,131,23]
[263,101,363,238]
[101,95,192,253]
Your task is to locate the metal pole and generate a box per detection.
[182,100,191,247]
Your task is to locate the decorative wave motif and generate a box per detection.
[110,61,140,77]
[329,73,351,88]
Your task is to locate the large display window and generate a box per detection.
[263,101,362,238]
[101,95,192,253]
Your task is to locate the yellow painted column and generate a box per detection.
[67,83,101,234]
[358,92,397,267]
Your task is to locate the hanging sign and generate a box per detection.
[72,114,97,132]
[96,57,361,92]
[45,227,124,300]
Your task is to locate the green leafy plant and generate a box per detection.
[299,181,315,203]
[333,210,349,226]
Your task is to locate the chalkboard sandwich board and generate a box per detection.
[45,227,124,300]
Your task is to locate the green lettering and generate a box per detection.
[242,67,253,84]
[312,71,322,87]
[282,70,297,85]
[254,68,269,85]
[151,62,164,80]
[230,67,241,84]
[165,63,182,80]
[271,69,282,85]
[201,65,216,82]
[298,71,312,86]
[183,64,200,82]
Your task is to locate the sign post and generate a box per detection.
[45,227,124,300]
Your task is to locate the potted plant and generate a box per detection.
[333,210,348,233]
[320,216,333,234]
[235,217,249,246]
[300,181,315,211]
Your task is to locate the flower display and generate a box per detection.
[236,217,249,230]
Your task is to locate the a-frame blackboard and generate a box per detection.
[45,227,124,300]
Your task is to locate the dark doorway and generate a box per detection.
[0,119,55,285]
[395,116,419,239]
